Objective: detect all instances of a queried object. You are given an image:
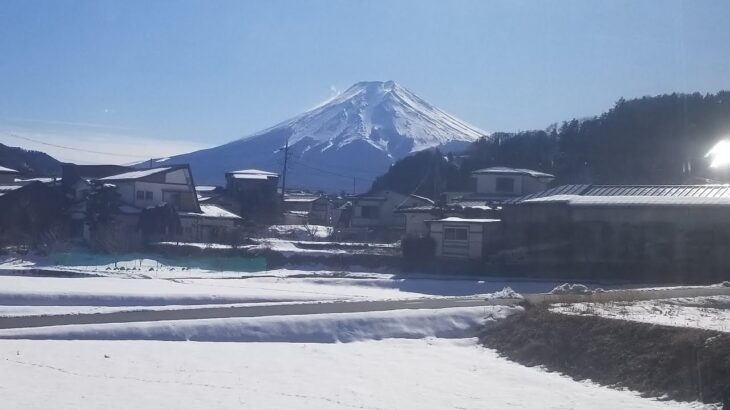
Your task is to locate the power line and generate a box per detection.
[1,132,148,159]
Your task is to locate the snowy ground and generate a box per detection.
[0,252,715,408]
[0,337,706,410]
[551,295,730,333]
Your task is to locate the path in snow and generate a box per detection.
[0,297,521,331]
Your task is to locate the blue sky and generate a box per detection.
[1,0,729,163]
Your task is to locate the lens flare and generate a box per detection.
[705,140,730,168]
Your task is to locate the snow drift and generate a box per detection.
[0,306,519,342]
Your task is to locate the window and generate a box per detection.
[145,191,153,200]
[136,190,145,200]
[360,205,379,218]
[495,177,515,193]
[444,227,468,241]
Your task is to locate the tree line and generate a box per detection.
[371,91,730,198]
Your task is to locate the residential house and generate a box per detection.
[88,165,242,248]
[497,184,730,280]
[397,165,550,243]
[470,167,554,199]
[282,193,334,225]
[427,217,501,260]
[348,190,434,236]
[223,169,280,223]
[61,163,137,236]
[98,166,200,211]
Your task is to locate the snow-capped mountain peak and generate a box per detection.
[242,80,486,153]
[155,81,488,191]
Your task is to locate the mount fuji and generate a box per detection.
[153,81,487,192]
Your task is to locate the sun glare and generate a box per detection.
[705,139,730,168]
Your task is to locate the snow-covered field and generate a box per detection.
[0,337,705,410]
[0,251,576,319]
[0,252,715,408]
[551,295,730,333]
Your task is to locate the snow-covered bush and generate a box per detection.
[549,283,603,295]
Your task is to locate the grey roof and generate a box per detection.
[99,167,172,181]
[504,184,591,204]
[394,205,436,214]
[511,184,730,207]
[472,167,554,179]
[582,184,730,197]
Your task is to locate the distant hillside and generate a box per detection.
[371,91,730,198]
[0,143,62,176]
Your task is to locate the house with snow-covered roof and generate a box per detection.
[469,166,554,201]
[426,217,501,260]
[346,190,434,239]
[84,165,242,249]
[495,183,730,280]
[282,193,334,225]
[215,168,280,224]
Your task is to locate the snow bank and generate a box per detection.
[551,296,730,333]
[0,306,519,342]
[487,286,522,299]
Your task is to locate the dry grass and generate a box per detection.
[481,306,730,403]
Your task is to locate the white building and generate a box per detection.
[349,190,434,231]
[92,165,242,246]
[427,217,501,260]
[471,167,554,199]
[98,166,200,211]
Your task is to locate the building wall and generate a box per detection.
[351,191,430,229]
[179,216,241,244]
[474,174,548,196]
[499,202,730,280]
[430,221,500,260]
[115,180,197,212]
[404,213,431,237]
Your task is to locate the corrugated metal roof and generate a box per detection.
[504,184,591,204]
[582,184,730,198]
[471,167,554,179]
[524,194,730,206]
[509,184,730,205]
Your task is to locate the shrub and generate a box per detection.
[401,236,436,263]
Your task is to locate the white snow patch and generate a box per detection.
[0,306,516,342]
[265,225,333,240]
[551,296,730,333]
[550,283,605,295]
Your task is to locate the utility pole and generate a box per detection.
[352,177,356,194]
[280,135,290,203]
